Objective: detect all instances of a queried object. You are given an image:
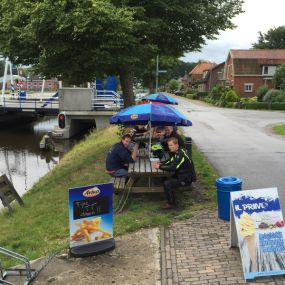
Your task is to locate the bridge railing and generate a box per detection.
[0,94,59,112]
[92,90,124,110]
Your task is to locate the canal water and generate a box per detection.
[0,117,80,198]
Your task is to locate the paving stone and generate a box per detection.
[162,209,285,285]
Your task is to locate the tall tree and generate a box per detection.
[253,26,285,49]
[0,0,243,106]
[273,64,285,90]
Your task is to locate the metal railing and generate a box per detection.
[0,93,59,113]
[92,90,123,110]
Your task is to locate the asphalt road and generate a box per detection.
[176,97,285,205]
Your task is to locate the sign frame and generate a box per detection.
[230,187,285,281]
[68,182,115,257]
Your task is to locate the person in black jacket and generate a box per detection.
[154,137,196,209]
[106,134,138,177]
[160,126,185,153]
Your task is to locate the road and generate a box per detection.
[176,97,285,204]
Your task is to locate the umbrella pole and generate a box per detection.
[148,121,151,188]
[149,121,151,158]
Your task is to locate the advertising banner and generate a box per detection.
[69,183,113,250]
[231,187,285,280]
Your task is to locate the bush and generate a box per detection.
[256,85,269,102]
[168,79,180,92]
[196,92,208,99]
[241,102,268,110]
[263,89,282,104]
[271,103,285,110]
[220,89,240,105]
[209,85,225,101]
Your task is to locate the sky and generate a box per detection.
[182,0,285,64]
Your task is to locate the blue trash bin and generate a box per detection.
[216,176,242,221]
[19,91,26,100]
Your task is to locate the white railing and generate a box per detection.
[0,93,59,112]
[92,90,123,110]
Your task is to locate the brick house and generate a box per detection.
[189,61,216,91]
[202,62,225,92]
[5,75,59,92]
[223,49,285,97]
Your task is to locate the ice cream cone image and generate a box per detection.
[244,234,257,272]
[239,212,257,272]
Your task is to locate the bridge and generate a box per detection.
[0,88,123,139]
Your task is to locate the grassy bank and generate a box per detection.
[0,126,218,267]
[272,124,285,136]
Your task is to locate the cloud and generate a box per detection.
[182,0,285,63]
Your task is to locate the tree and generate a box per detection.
[253,26,285,49]
[0,60,4,76]
[0,0,243,107]
[168,79,179,92]
[273,64,285,90]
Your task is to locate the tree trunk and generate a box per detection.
[119,68,135,107]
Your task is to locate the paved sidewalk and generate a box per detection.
[161,209,285,285]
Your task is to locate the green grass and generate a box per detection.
[0,126,218,267]
[272,124,285,136]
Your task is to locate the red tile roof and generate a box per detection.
[189,62,216,75]
[230,49,285,59]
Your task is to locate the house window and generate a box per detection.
[262,65,276,76]
[244,83,253,92]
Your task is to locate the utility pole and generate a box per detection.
[155,55,159,92]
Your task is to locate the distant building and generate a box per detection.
[4,75,59,92]
[223,49,285,97]
[189,61,217,91]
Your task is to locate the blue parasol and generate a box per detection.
[109,103,191,126]
[141,93,178,105]
[110,103,192,157]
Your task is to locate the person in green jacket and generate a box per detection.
[154,137,196,209]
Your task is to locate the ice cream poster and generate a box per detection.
[230,187,285,281]
[69,183,113,249]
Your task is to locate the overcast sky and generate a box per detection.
[182,0,285,64]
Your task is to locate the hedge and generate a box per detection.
[241,102,285,110]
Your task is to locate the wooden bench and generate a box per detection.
[110,177,126,192]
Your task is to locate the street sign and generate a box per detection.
[158,70,167,73]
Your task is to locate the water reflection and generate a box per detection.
[0,117,79,197]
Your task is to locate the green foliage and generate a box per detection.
[0,0,243,105]
[253,26,285,49]
[271,102,285,110]
[0,59,4,75]
[256,85,269,102]
[168,78,179,91]
[220,89,240,105]
[272,124,285,136]
[273,64,285,90]
[241,102,268,110]
[209,85,225,100]
[263,89,282,104]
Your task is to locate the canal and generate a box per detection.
[0,117,80,198]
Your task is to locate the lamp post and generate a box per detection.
[155,55,159,92]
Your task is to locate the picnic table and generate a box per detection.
[125,148,172,193]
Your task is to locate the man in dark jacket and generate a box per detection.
[154,137,196,209]
[106,134,138,177]
[160,126,185,153]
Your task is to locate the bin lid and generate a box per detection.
[216,176,242,186]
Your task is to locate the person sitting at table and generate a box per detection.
[153,137,196,210]
[152,126,166,139]
[105,134,139,177]
[134,125,148,134]
[161,126,185,153]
